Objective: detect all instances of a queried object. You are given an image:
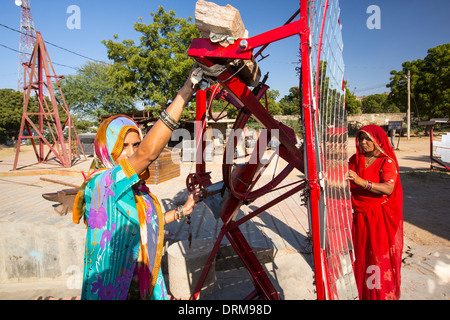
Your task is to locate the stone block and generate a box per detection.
[195,0,246,39]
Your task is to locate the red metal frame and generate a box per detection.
[187,0,327,300]
[13,31,86,170]
[298,0,325,300]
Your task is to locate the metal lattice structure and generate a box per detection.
[13,31,86,170]
[186,0,356,300]
[17,0,36,92]
[308,0,358,299]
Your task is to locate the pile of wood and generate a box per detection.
[146,147,180,185]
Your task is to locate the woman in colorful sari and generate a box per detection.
[348,125,403,300]
[73,75,200,300]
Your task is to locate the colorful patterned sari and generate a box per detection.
[349,125,403,300]
[73,115,168,300]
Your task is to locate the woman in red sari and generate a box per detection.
[348,125,403,300]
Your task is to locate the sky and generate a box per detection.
[0,0,449,100]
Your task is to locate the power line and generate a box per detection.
[0,22,108,65]
[0,42,78,70]
[356,83,389,93]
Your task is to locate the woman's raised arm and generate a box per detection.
[128,73,197,175]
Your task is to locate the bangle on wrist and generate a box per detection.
[363,180,373,190]
[178,206,185,220]
[175,206,185,221]
[159,109,180,131]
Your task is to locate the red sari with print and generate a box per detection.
[349,125,403,300]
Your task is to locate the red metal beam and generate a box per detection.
[12,31,85,170]
[215,72,303,169]
[196,89,207,174]
[242,19,301,53]
[188,38,253,60]
[188,20,302,61]
[299,0,326,300]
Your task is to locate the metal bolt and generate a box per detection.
[239,39,248,50]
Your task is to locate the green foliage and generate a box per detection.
[361,93,399,113]
[344,83,361,115]
[0,89,23,142]
[387,44,450,119]
[72,115,98,133]
[265,89,282,115]
[279,87,300,115]
[59,61,137,120]
[0,89,39,143]
[102,6,201,108]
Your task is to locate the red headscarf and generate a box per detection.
[354,124,399,179]
[349,125,403,300]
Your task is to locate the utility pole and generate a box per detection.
[407,69,411,140]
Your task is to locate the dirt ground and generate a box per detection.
[1,134,448,300]
[3,134,448,247]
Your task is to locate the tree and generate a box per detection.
[0,89,39,143]
[102,6,200,109]
[279,87,300,115]
[387,44,450,119]
[361,93,399,113]
[344,83,361,115]
[59,61,137,120]
[265,89,282,116]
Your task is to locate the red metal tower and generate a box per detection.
[16,0,36,92]
[12,31,86,170]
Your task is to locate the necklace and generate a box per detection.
[364,154,377,168]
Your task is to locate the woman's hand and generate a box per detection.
[182,62,201,95]
[182,188,202,216]
[348,169,364,187]
[128,63,200,176]
[348,169,394,195]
